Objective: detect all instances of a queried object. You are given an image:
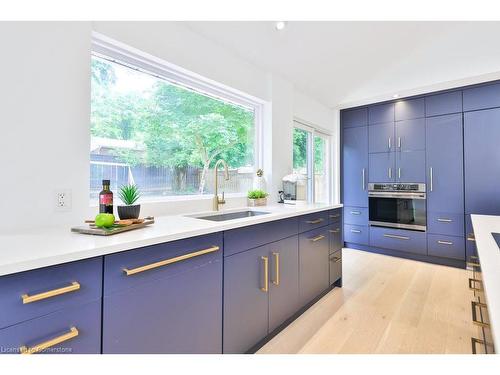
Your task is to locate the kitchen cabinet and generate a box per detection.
[464,107,500,215]
[224,236,299,353]
[369,152,395,182]
[342,107,368,128]
[426,114,464,215]
[427,234,465,260]
[396,150,426,182]
[369,227,427,255]
[425,91,462,117]
[369,103,394,125]
[395,98,425,121]
[395,118,426,152]
[299,227,330,307]
[329,251,342,285]
[343,125,368,207]
[369,122,395,153]
[102,233,223,354]
[328,224,342,254]
[463,82,500,112]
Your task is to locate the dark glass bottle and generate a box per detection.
[99,180,114,214]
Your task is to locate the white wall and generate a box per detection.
[0,21,334,232]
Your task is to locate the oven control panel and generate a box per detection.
[369,183,426,192]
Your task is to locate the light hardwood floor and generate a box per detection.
[258,248,475,354]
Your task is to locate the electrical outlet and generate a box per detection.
[54,189,72,212]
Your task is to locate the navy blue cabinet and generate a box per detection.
[463,83,500,112]
[343,125,368,207]
[103,234,223,353]
[425,91,462,117]
[395,98,425,121]
[396,150,426,182]
[395,118,426,152]
[369,122,394,153]
[369,152,395,182]
[342,107,368,128]
[369,103,394,125]
[299,227,330,307]
[464,107,500,215]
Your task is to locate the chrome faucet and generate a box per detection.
[213,159,230,211]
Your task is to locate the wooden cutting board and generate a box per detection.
[71,217,155,236]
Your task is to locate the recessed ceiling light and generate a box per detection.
[275,21,287,31]
[393,94,400,99]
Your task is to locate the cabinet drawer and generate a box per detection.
[0,300,101,354]
[427,234,465,260]
[395,98,425,121]
[427,212,465,237]
[0,257,102,330]
[463,83,500,112]
[328,208,342,224]
[104,233,222,295]
[344,206,368,226]
[298,211,329,233]
[369,227,427,255]
[328,224,342,254]
[329,251,342,285]
[344,224,368,245]
[342,107,368,128]
[425,91,462,117]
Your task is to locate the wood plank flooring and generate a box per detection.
[258,248,475,354]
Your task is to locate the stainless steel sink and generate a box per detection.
[193,210,270,222]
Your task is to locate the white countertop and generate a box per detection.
[0,203,342,277]
[471,214,500,347]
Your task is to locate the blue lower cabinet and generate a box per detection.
[0,300,101,354]
[329,251,342,285]
[328,224,342,254]
[344,206,368,226]
[223,244,270,354]
[369,227,427,255]
[299,228,330,307]
[298,211,329,233]
[328,208,342,224]
[268,236,300,333]
[103,258,222,353]
[427,212,465,237]
[427,234,465,260]
[344,224,369,245]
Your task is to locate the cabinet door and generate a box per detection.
[343,126,368,207]
[369,122,395,153]
[395,118,426,152]
[103,260,222,354]
[299,228,330,307]
[328,224,342,254]
[369,152,395,182]
[268,236,299,333]
[426,114,464,214]
[464,108,500,215]
[223,245,269,354]
[396,151,426,182]
[342,107,368,128]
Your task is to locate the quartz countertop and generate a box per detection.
[0,203,342,277]
[471,214,500,347]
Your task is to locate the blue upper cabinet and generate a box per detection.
[369,152,395,182]
[464,107,500,215]
[395,118,426,152]
[343,125,368,207]
[426,114,464,214]
[368,122,395,153]
[463,82,500,112]
[425,91,462,117]
[341,107,368,128]
[395,151,426,182]
[369,103,394,125]
[395,98,425,121]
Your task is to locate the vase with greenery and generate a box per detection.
[117,184,141,220]
[247,189,268,207]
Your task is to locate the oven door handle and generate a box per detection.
[368,193,426,199]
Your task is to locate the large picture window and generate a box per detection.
[90,48,260,203]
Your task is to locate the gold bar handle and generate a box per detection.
[469,278,483,292]
[20,327,79,354]
[310,235,326,242]
[471,301,490,328]
[272,252,280,286]
[124,245,220,276]
[306,218,324,224]
[329,228,340,233]
[21,282,80,304]
[329,214,340,218]
[261,256,269,292]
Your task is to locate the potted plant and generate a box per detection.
[247,189,268,207]
[117,184,141,220]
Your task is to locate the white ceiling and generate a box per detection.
[186,21,500,108]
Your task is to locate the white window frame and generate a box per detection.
[90,32,265,202]
[293,119,332,204]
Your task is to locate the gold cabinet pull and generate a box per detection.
[20,327,79,354]
[123,245,220,276]
[306,218,324,224]
[310,234,326,242]
[272,252,280,286]
[260,256,269,292]
[329,228,340,233]
[329,214,340,219]
[471,301,490,327]
[330,256,341,263]
[21,282,80,304]
[469,278,483,292]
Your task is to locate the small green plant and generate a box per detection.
[247,189,268,199]
[118,184,141,205]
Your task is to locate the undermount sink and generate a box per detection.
[193,210,270,222]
